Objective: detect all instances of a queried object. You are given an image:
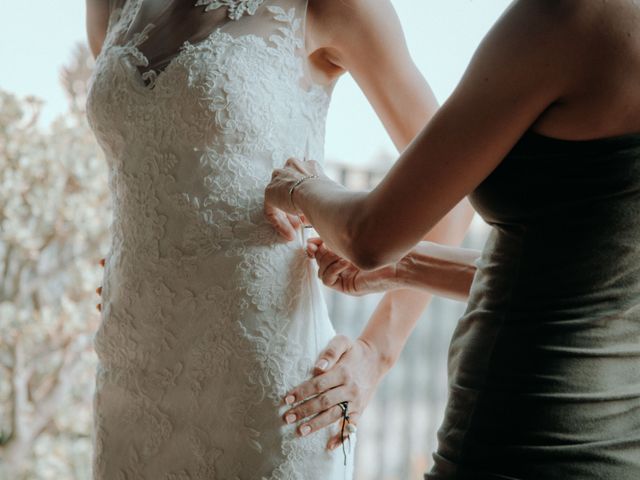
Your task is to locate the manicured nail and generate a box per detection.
[96,286,102,295]
[285,413,296,424]
[96,303,101,312]
[285,395,295,405]
[300,425,311,436]
[99,258,105,267]
[315,359,329,371]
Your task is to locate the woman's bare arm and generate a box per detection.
[307,0,440,149]
[269,0,578,270]
[306,0,475,358]
[273,0,474,448]
[309,238,480,301]
[86,0,110,58]
[396,241,480,300]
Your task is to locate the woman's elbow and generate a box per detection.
[345,221,401,271]
[340,198,403,270]
[349,247,390,271]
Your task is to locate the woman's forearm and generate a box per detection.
[396,241,480,301]
[293,178,371,266]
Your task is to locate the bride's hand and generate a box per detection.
[307,238,399,296]
[264,157,327,216]
[280,335,386,451]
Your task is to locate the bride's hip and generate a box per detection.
[96,236,334,363]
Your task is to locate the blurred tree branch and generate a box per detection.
[0,42,111,479]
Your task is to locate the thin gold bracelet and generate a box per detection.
[288,174,319,213]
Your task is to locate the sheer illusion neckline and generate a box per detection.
[107,0,327,97]
[115,24,225,93]
[100,0,332,98]
[113,0,268,92]
[114,26,328,97]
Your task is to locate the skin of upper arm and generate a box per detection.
[307,0,475,244]
[307,0,439,151]
[346,0,582,268]
[86,0,110,58]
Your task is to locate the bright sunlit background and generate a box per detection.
[0,0,511,164]
[0,1,511,479]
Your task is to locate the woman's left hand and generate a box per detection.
[280,335,386,450]
[265,157,326,216]
[263,204,306,242]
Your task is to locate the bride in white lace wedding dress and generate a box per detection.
[85,0,470,478]
[86,1,348,478]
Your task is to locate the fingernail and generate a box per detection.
[285,413,296,424]
[300,425,311,436]
[315,359,329,371]
[96,304,101,312]
[285,395,295,405]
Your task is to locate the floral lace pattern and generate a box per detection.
[196,0,266,20]
[86,0,355,478]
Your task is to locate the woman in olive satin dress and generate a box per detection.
[264,1,640,478]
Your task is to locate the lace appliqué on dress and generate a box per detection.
[195,0,266,20]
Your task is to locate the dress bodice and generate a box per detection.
[85,0,334,292]
[88,0,331,157]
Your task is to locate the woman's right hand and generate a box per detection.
[307,238,399,296]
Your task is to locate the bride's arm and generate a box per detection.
[275,0,474,447]
[306,0,440,151]
[86,0,111,58]
[303,0,475,325]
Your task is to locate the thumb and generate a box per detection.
[306,237,323,257]
[313,334,352,375]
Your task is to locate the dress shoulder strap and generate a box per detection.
[102,0,142,50]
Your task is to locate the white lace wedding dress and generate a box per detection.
[85,0,355,478]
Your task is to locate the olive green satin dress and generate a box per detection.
[426,131,640,480]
